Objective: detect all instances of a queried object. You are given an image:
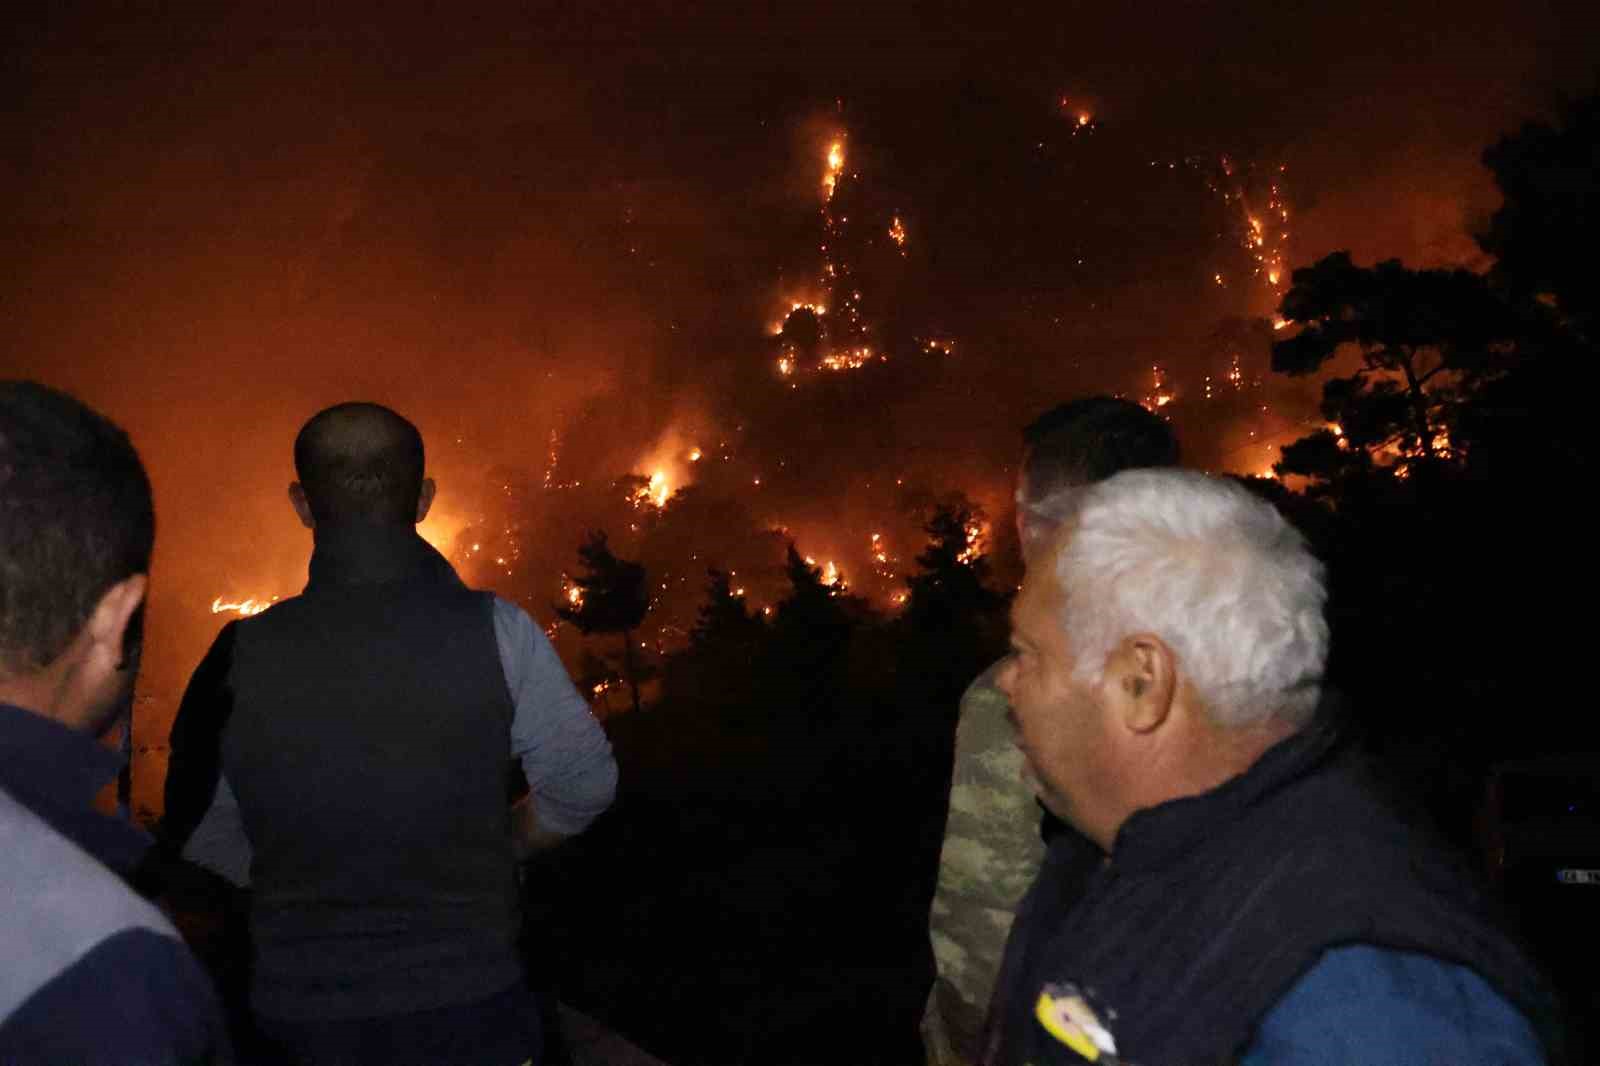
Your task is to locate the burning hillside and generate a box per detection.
[204,103,1330,714]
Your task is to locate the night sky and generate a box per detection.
[4,2,1597,779]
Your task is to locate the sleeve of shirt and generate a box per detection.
[0,928,226,1065]
[1240,944,1547,1066]
[162,623,240,856]
[180,774,252,887]
[493,596,618,837]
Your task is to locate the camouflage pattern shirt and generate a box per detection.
[924,659,1047,1065]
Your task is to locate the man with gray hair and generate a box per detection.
[984,469,1556,1065]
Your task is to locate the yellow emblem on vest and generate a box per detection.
[1034,984,1118,1062]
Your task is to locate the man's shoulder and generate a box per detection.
[0,787,197,1029]
[0,927,222,1063]
[1244,945,1545,1065]
[0,787,175,940]
[488,593,534,631]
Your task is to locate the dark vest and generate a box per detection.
[986,718,1560,1066]
[223,522,520,1021]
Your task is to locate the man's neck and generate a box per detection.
[1123,709,1300,828]
[0,659,83,731]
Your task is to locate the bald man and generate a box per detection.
[163,402,617,1065]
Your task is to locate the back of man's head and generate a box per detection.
[0,381,154,677]
[1018,396,1179,550]
[293,403,425,526]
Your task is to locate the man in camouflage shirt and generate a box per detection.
[923,398,1179,1065]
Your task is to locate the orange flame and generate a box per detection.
[823,139,846,200]
[211,596,276,617]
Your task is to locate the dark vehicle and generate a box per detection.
[1481,756,1600,1047]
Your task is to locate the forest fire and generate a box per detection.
[173,109,1311,728]
[162,98,1327,743]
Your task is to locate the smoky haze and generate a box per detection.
[4,2,1596,807]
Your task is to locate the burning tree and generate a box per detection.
[556,531,650,715]
[902,502,999,620]
[775,544,854,634]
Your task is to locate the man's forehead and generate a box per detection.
[1012,572,1065,634]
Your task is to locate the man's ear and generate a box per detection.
[288,482,315,529]
[86,574,147,674]
[1104,633,1177,735]
[415,478,436,524]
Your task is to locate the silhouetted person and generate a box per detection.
[984,471,1558,1064]
[0,381,226,1062]
[924,397,1178,1066]
[162,402,617,1065]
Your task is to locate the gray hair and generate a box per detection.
[1053,469,1328,728]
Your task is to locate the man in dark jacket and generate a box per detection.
[162,402,617,1065]
[985,469,1556,1065]
[0,380,225,1063]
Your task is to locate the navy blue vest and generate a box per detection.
[985,719,1559,1065]
[223,522,520,1020]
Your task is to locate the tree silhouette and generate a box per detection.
[690,568,765,653]
[777,306,824,371]
[1480,93,1600,340]
[1271,252,1518,480]
[575,649,624,714]
[902,502,1002,622]
[1262,95,1600,862]
[1460,92,1600,483]
[1272,427,1370,493]
[766,543,870,734]
[651,569,772,746]
[557,531,650,715]
[898,501,1007,718]
[776,544,850,627]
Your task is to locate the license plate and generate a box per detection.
[1556,868,1600,885]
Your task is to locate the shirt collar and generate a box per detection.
[0,701,124,805]
[1108,701,1345,874]
[306,520,461,590]
[0,701,149,875]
